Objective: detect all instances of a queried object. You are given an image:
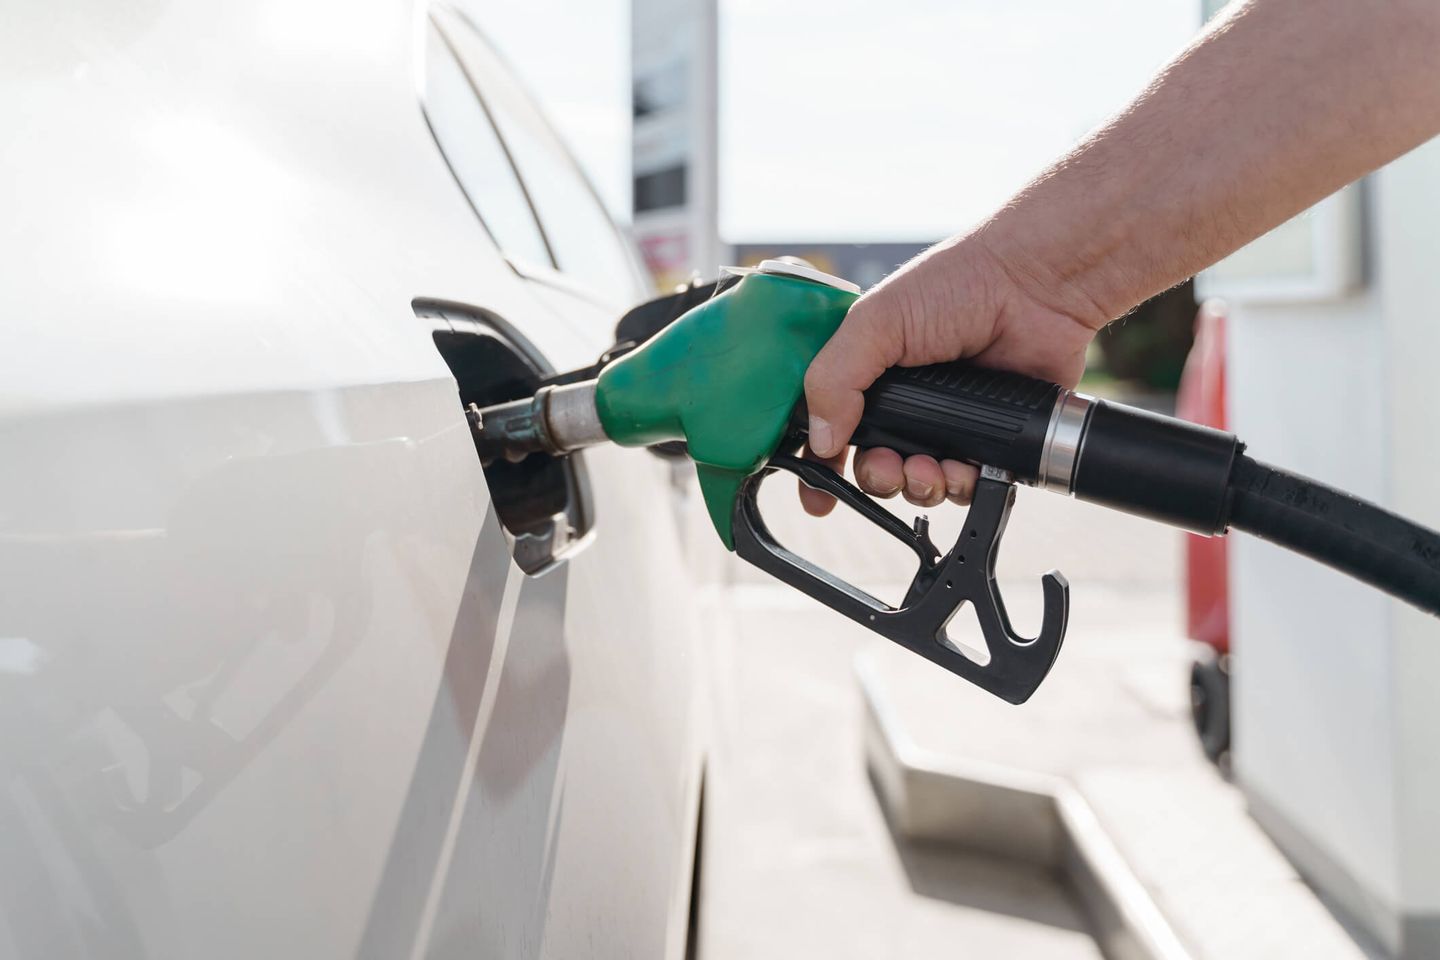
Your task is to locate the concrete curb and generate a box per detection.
[858,655,1193,960]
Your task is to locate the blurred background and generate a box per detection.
[470,1,1438,957]
[478,0,1205,394]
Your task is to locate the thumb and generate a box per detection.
[802,303,900,458]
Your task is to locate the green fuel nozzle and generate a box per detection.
[472,262,858,546]
[471,260,1074,702]
[470,260,1440,704]
[595,264,859,547]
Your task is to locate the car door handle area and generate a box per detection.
[418,299,594,574]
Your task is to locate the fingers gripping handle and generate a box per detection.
[732,456,1069,704]
[850,363,1065,484]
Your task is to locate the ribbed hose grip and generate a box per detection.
[850,363,1063,482]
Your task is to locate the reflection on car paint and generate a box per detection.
[0,382,492,951]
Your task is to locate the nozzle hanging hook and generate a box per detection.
[732,456,1069,704]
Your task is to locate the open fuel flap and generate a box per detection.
[418,299,593,574]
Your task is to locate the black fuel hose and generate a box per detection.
[1225,455,1440,615]
[846,360,1440,616]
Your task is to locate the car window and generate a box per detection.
[432,9,639,305]
[422,22,553,270]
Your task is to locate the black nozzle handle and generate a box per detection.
[843,360,1241,535]
[850,363,1063,483]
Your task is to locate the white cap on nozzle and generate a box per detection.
[720,258,862,295]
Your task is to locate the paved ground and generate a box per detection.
[688,479,1149,958]
[695,582,1102,959]
[692,463,1375,958]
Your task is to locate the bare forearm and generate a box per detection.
[802,0,1440,505]
[982,0,1440,325]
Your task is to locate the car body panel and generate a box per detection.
[0,1,702,956]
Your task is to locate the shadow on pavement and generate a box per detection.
[894,842,1091,934]
[867,767,1092,937]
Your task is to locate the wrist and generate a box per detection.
[969,211,1130,333]
[915,229,1097,391]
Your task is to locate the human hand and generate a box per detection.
[799,232,1106,516]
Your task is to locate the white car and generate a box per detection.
[0,2,706,957]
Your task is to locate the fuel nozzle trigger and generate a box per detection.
[733,456,1069,704]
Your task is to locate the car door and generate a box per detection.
[0,1,701,957]
[348,9,708,960]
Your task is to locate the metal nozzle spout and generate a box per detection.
[468,380,607,464]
